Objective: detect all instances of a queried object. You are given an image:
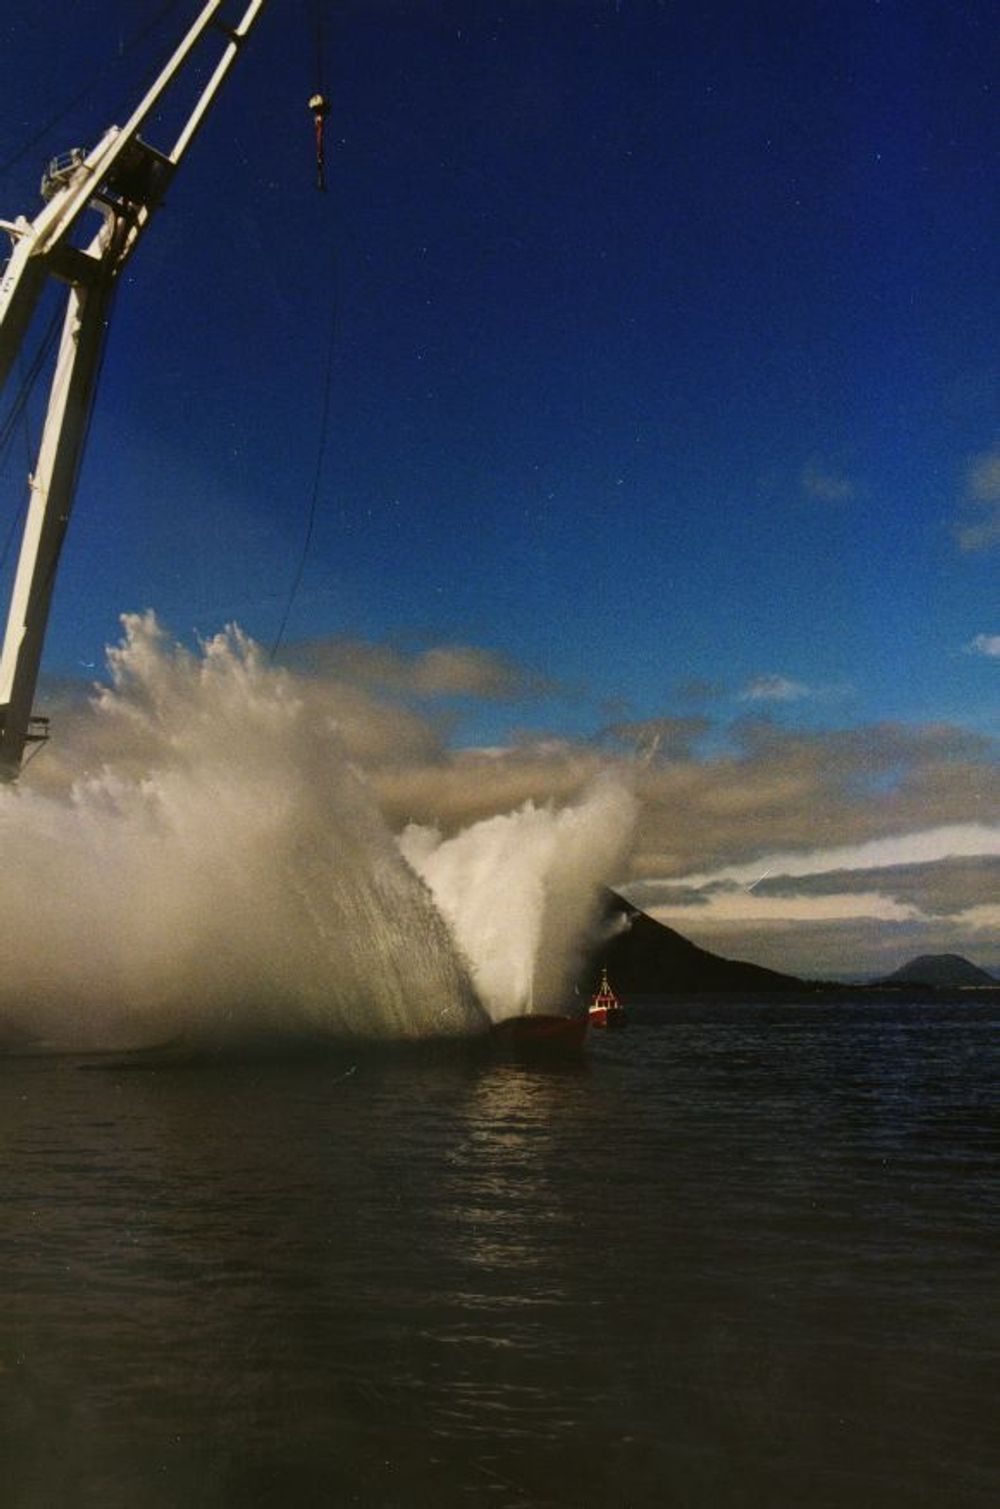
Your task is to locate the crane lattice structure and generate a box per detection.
[0,0,266,779]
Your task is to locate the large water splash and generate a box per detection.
[0,614,486,1050]
[399,778,638,1021]
[0,614,635,1052]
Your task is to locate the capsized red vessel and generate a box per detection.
[588,967,626,1029]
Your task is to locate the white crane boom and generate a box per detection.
[0,0,267,779]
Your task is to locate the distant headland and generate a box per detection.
[584,892,998,998]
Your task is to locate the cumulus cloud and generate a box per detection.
[955,445,1000,551]
[371,741,614,835]
[672,821,1000,891]
[280,636,545,701]
[393,692,999,979]
[740,674,811,703]
[746,854,1000,918]
[614,712,1000,973]
[965,633,1000,658]
[28,629,998,985]
[361,716,999,966]
[652,888,921,927]
[630,818,1000,980]
[738,675,851,705]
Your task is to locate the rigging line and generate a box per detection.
[0,494,29,585]
[0,302,63,476]
[268,245,341,662]
[0,0,187,186]
[0,298,63,587]
[0,326,51,585]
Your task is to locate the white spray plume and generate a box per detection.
[0,613,486,1050]
[399,776,638,1020]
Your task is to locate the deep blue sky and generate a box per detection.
[1,0,997,747]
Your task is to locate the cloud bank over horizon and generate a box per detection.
[29,621,1000,984]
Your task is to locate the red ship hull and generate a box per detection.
[492,1014,589,1051]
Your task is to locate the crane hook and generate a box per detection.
[308,92,331,191]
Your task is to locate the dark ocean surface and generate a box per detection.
[2,996,997,1508]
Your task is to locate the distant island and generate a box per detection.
[583,892,998,997]
[873,954,998,989]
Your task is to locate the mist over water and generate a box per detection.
[0,615,632,1051]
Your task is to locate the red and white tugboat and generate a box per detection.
[588,968,625,1029]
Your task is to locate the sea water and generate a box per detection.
[2,995,996,1508]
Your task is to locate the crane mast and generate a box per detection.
[0,0,267,780]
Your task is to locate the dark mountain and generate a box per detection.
[583,891,817,995]
[875,954,998,988]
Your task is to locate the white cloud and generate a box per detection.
[637,830,1000,978]
[281,637,543,700]
[649,889,920,928]
[672,822,1000,891]
[955,902,1000,933]
[956,445,1000,551]
[739,673,811,702]
[969,447,1000,499]
[966,633,1000,658]
[24,621,999,991]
